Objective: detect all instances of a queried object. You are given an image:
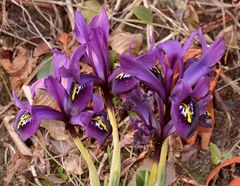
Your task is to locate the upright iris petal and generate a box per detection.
[74,9,110,82]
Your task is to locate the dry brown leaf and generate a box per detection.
[47,175,65,184]
[0,46,38,90]
[32,89,55,107]
[3,115,33,156]
[121,150,149,176]
[120,130,135,148]
[180,144,198,162]
[41,120,69,141]
[216,25,238,46]
[184,5,200,31]
[33,42,50,57]
[64,154,83,175]
[49,138,75,154]
[168,133,183,163]
[109,29,143,57]
[3,152,31,186]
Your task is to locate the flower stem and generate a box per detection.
[69,125,100,186]
[107,104,121,186]
[155,137,169,186]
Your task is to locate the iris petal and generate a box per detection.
[14,105,65,141]
[44,76,69,113]
[120,54,166,101]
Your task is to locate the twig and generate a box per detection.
[150,5,186,34]
[219,73,240,95]
[97,153,108,175]
[0,28,38,46]
[0,74,13,101]
[216,77,240,92]
[30,165,43,186]
[111,17,145,30]
[66,0,75,30]
[116,0,143,30]
[214,91,233,128]
[143,0,153,50]
[11,0,52,49]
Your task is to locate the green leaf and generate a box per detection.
[135,170,149,186]
[210,142,222,165]
[112,171,120,186]
[37,55,53,79]
[56,167,68,182]
[147,163,158,186]
[222,152,233,160]
[155,137,169,186]
[109,50,117,70]
[132,6,153,24]
[79,1,102,23]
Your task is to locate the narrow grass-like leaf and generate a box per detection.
[74,137,100,186]
[155,137,169,186]
[148,163,158,186]
[210,142,221,165]
[107,105,121,186]
[133,6,153,24]
[135,170,149,186]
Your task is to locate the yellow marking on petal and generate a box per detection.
[92,117,108,132]
[17,113,31,129]
[182,103,192,123]
[116,72,124,79]
[72,83,80,101]
[153,66,161,74]
[206,111,211,116]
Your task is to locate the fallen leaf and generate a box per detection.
[64,154,83,175]
[168,133,183,162]
[49,138,75,154]
[33,42,50,57]
[109,29,143,57]
[184,5,200,31]
[229,177,240,186]
[120,130,135,147]
[216,25,238,46]
[3,152,31,186]
[132,6,153,24]
[0,46,38,90]
[180,144,198,162]
[46,175,66,184]
[41,120,69,141]
[121,150,149,176]
[165,163,177,186]
[206,157,240,186]
[32,89,55,107]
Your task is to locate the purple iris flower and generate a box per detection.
[74,8,138,94]
[13,92,65,141]
[119,28,225,139]
[14,44,112,144]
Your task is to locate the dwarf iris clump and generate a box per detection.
[119,28,225,143]
[13,8,225,186]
